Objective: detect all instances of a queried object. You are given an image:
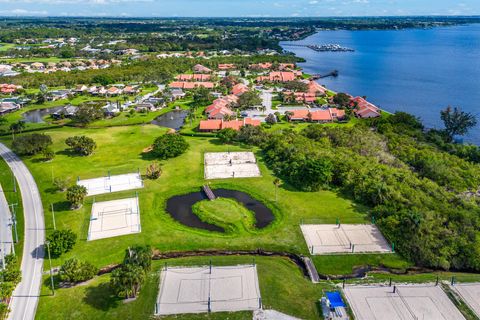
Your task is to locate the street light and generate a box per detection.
[45,241,55,295]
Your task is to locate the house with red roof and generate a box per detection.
[287,108,345,123]
[283,91,317,104]
[169,82,215,90]
[0,84,22,94]
[307,80,327,96]
[256,71,300,83]
[193,64,212,73]
[205,94,239,119]
[231,83,249,96]
[106,86,122,96]
[199,118,261,132]
[249,63,272,70]
[176,74,211,81]
[218,64,236,70]
[350,97,381,118]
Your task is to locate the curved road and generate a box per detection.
[0,143,44,320]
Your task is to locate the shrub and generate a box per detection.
[65,136,97,156]
[46,229,77,258]
[12,133,52,155]
[59,258,98,283]
[42,147,55,161]
[66,185,87,209]
[152,133,189,159]
[145,162,162,179]
[54,177,70,192]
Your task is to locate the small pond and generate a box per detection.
[151,110,189,130]
[165,188,275,233]
[22,107,63,123]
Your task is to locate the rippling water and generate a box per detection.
[281,24,480,144]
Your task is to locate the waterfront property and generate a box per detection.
[286,108,345,123]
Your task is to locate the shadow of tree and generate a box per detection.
[53,200,71,212]
[83,282,120,311]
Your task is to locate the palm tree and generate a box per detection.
[110,264,145,299]
[273,178,281,202]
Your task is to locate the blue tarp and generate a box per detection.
[326,291,346,308]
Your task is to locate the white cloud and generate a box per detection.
[0,8,48,15]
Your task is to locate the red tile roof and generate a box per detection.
[176,74,211,81]
[287,108,345,122]
[218,64,236,70]
[256,71,298,83]
[169,81,215,89]
[199,118,261,131]
[351,96,380,118]
[231,83,249,96]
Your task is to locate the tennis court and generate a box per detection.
[451,282,480,317]
[77,172,143,196]
[87,197,141,241]
[344,284,465,320]
[300,224,391,255]
[155,264,261,315]
[204,152,261,179]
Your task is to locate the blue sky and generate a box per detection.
[0,0,478,17]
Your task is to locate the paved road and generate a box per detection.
[0,143,44,320]
[243,90,274,121]
[0,184,14,259]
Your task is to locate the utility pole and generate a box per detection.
[45,241,55,295]
[10,203,18,243]
[51,204,56,230]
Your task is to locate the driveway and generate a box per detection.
[0,143,45,320]
[242,90,274,121]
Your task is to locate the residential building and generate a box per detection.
[0,102,20,115]
[176,74,211,81]
[169,81,215,90]
[193,64,212,73]
[286,108,345,122]
[350,97,381,118]
[231,83,249,96]
[199,118,261,132]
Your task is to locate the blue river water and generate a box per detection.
[281,24,480,144]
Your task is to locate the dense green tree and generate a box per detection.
[283,81,308,92]
[192,86,213,106]
[59,258,98,283]
[152,133,189,159]
[11,133,52,155]
[333,92,351,107]
[73,102,104,126]
[237,91,262,110]
[216,128,237,144]
[110,263,145,299]
[65,136,97,156]
[46,229,77,258]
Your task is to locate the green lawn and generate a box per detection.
[0,125,371,270]
[36,256,327,320]
[0,43,16,52]
[192,197,256,234]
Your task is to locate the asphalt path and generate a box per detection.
[0,143,44,320]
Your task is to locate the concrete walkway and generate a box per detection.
[0,143,45,320]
